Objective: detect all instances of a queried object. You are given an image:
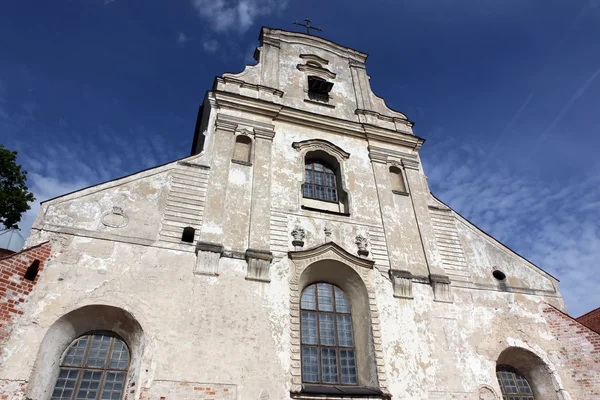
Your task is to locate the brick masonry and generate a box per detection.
[543,305,600,399]
[0,241,51,355]
[138,381,237,400]
[576,307,600,335]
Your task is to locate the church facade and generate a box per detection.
[1,27,599,400]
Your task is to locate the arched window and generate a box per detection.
[303,161,338,203]
[389,166,407,194]
[496,365,534,400]
[232,135,252,164]
[52,333,129,400]
[300,283,356,385]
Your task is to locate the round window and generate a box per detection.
[493,270,506,281]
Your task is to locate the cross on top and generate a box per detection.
[293,18,322,35]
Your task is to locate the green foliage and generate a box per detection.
[0,145,35,229]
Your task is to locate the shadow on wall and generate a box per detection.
[496,346,561,400]
[27,305,145,400]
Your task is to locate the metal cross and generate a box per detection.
[293,18,322,35]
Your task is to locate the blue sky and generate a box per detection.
[1,1,599,316]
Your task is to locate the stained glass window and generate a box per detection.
[300,283,356,385]
[303,161,338,202]
[52,333,129,400]
[496,365,535,400]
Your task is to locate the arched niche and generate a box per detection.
[496,346,562,400]
[27,304,145,400]
[288,242,386,394]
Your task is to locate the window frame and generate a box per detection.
[303,159,339,204]
[496,365,535,400]
[300,282,357,386]
[52,331,130,400]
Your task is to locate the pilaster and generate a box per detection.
[198,116,237,245]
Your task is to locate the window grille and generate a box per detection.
[303,161,338,203]
[307,76,333,103]
[300,283,357,385]
[496,365,535,400]
[52,333,129,400]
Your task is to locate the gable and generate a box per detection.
[33,155,210,248]
[428,195,559,295]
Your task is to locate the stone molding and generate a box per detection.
[297,63,336,80]
[287,242,388,393]
[355,108,412,127]
[292,139,350,160]
[214,76,284,98]
[368,145,421,169]
[245,248,273,282]
[389,269,414,299]
[195,241,224,276]
[100,207,129,229]
[288,242,374,270]
[215,113,276,137]
[430,274,453,303]
[299,54,330,65]
[211,91,422,150]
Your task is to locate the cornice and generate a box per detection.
[355,108,412,127]
[214,112,276,137]
[214,76,284,98]
[363,124,425,151]
[368,145,421,169]
[211,91,425,152]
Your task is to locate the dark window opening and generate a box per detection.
[308,76,333,103]
[300,283,357,385]
[303,161,338,203]
[24,259,40,281]
[181,227,195,243]
[496,365,535,400]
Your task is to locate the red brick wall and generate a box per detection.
[576,307,600,335]
[543,305,600,399]
[0,242,51,354]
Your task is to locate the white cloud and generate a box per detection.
[203,39,219,53]
[177,32,191,46]
[191,0,288,32]
[422,139,600,317]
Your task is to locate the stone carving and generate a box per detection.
[389,270,413,299]
[194,242,223,276]
[323,222,332,242]
[478,386,498,400]
[101,207,128,228]
[245,249,273,282]
[355,233,369,257]
[431,274,453,303]
[291,219,305,249]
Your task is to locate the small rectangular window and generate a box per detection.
[307,76,333,103]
